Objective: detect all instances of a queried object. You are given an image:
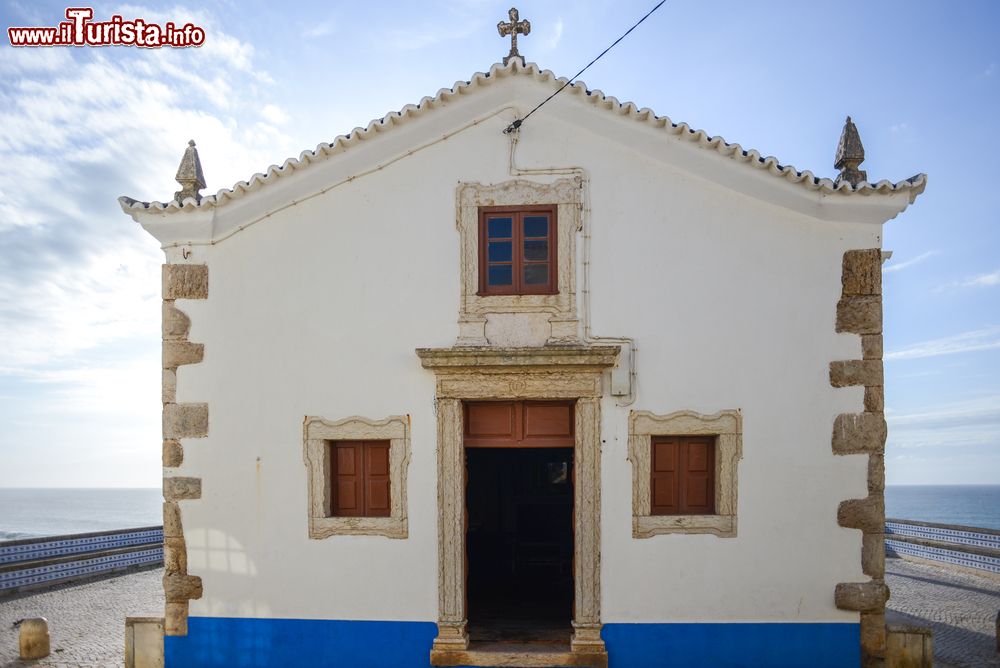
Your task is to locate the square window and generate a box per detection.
[303,415,409,539]
[629,410,741,538]
[330,440,391,517]
[478,206,557,295]
[650,436,715,515]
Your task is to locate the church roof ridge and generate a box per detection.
[119,59,926,215]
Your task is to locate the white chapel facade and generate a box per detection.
[121,13,925,667]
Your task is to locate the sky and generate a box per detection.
[0,1,997,487]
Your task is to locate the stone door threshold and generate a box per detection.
[431,643,608,667]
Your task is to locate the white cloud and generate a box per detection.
[883,250,936,273]
[887,396,1000,451]
[963,269,1000,287]
[888,397,1000,429]
[261,104,289,125]
[889,122,909,134]
[6,1,48,25]
[885,327,1000,361]
[114,4,258,74]
[0,7,301,486]
[938,268,1000,291]
[380,14,483,51]
[8,357,160,418]
[0,46,74,75]
[0,245,161,368]
[304,22,335,39]
[543,19,564,51]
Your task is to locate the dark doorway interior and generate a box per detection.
[466,447,574,643]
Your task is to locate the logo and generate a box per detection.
[7,8,205,48]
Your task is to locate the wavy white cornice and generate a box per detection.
[119,58,926,218]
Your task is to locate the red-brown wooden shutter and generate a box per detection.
[651,437,680,514]
[331,440,391,517]
[682,437,715,514]
[332,441,364,516]
[651,436,715,515]
[364,441,391,517]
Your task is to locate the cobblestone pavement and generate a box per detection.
[0,568,162,668]
[887,556,1000,668]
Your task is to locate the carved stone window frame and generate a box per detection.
[628,410,742,539]
[416,345,618,663]
[302,415,410,539]
[456,178,583,345]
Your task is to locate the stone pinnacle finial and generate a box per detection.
[174,139,206,203]
[497,7,530,66]
[835,116,867,186]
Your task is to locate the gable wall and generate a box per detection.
[169,78,879,626]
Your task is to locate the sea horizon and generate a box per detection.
[1,484,998,540]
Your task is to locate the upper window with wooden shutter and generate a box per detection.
[456,179,582,346]
[478,206,557,295]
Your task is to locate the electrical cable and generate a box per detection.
[503,0,667,134]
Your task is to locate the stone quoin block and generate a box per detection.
[163,502,182,538]
[163,536,188,575]
[835,581,889,612]
[162,341,204,369]
[163,439,183,468]
[163,573,203,602]
[830,360,884,388]
[836,296,883,334]
[162,301,192,340]
[163,403,208,439]
[861,334,883,360]
[862,533,885,578]
[838,496,885,533]
[163,476,201,501]
[162,264,208,300]
[868,455,885,494]
[841,249,882,296]
[832,413,887,454]
[864,386,885,414]
[162,369,177,404]
[164,602,189,636]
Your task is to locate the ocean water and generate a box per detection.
[885,485,1000,530]
[0,488,161,540]
[0,486,997,541]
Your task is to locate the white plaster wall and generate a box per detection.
[166,73,891,624]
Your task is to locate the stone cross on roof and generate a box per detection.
[498,7,530,66]
[834,116,867,187]
[174,140,206,203]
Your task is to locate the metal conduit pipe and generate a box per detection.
[507,129,636,407]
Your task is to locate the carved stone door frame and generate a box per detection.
[416,346,619,662]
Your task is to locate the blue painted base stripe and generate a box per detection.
[603,622,860,668]
[166,617,438,668]
[166,617,859,668]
